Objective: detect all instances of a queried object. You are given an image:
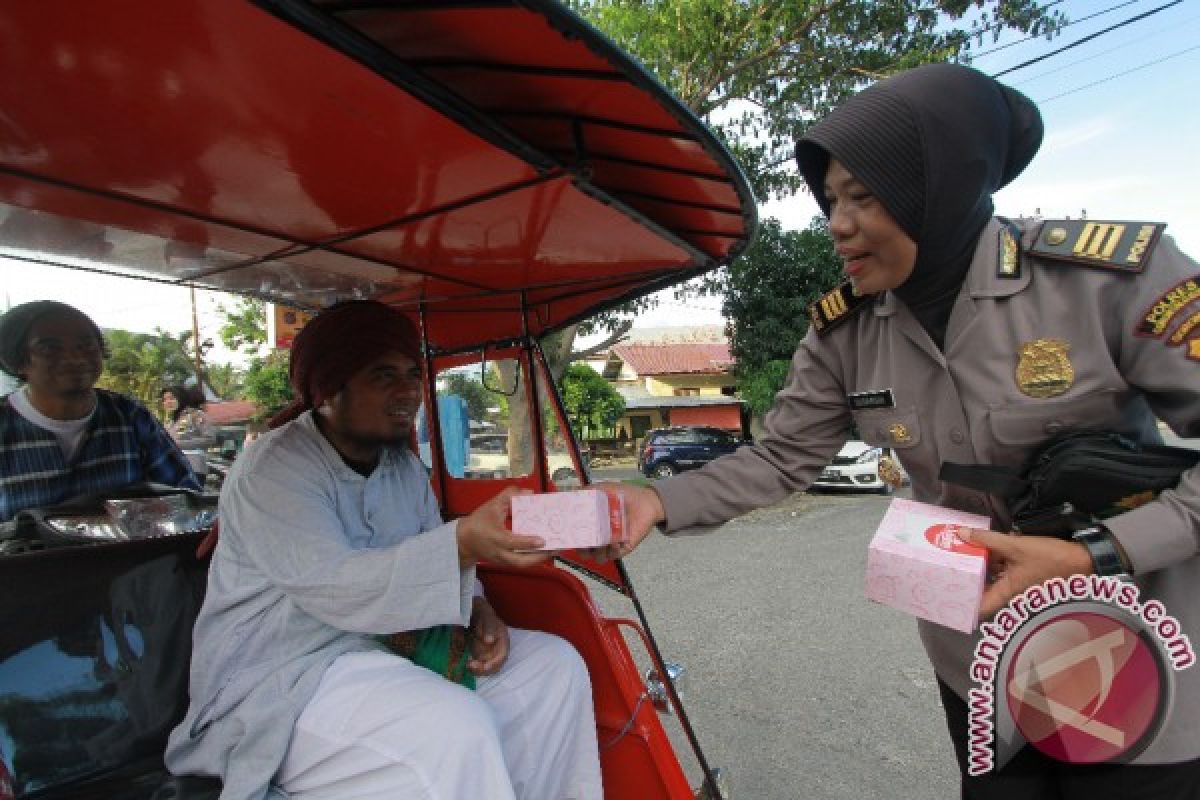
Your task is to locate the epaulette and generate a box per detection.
[996,218,1023,279]
[808,281,870,336]
[1029,219,1166,274]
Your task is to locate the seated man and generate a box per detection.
[0,300,201,522]
[165,300,603,800]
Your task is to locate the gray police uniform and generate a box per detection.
[655,216,1200,764]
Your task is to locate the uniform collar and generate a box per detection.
[873,217,1032,320]
[964,217,1033,298]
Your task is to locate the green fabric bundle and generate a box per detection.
[382,624,475,690]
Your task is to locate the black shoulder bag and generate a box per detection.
[939,431,1200,538]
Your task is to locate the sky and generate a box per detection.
[2,0,1198,347]
[649,0,1200,327]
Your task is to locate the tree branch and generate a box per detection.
[693,2,835,115]
[569,320,633,362]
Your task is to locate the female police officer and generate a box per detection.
[607,63,1200,797]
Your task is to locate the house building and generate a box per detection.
[203,400,257,427]
[599,326,746,442]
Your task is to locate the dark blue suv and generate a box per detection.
[638,426,748,478]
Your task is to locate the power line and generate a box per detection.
[1009,13,1200,85]
[991,0,1182,77]
[972,0,1140,59]
[726,1,1188,173]
[1038,42,1200,103]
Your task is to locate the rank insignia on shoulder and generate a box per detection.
[1030,220,1166,273]
[809,281,870,335]
[996,220,1023,279]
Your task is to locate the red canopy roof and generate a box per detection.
[0,0,756,353]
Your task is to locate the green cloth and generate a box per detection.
[383,625,475,690]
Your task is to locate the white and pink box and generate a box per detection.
[510,489,628,551]
[865,498,991,634]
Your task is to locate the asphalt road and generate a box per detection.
[585,481,960,800]
[584,427,1200,799]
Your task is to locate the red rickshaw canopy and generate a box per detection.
[0,0,756,351]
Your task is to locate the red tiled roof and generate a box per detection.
[203,400,257,425]
[612,343,733,375]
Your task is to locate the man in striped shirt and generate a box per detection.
[0,300,200,522]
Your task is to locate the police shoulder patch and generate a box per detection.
[808,281,870,336]
[1030,219,1166,273]
[1136,275,1200,340]
[996,218,1023,280]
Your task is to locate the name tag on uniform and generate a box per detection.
[847,389,895,410]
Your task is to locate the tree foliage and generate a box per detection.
[98,328,195,409]
[559,363,625,438]
[242,350,293,421]
[737,359,794,418]
[205,362,243,401]
[575,0,1063,199]
[217,297,267,355]
[711,216,843,414]
[442,368,508,423]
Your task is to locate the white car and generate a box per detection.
[813,440,905,493]
[466,433,582,484]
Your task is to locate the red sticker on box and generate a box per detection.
[925,524,986,556]
[605,489,625,543]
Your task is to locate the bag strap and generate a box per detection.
[941,433,1200,501]
[939,461,1030,500]
[1130,440,1200,466]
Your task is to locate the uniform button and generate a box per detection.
[950,429,965,444]
[1045,420,1064,434]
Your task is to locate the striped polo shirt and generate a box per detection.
[1,388,201,521]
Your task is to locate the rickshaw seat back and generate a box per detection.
[0,533,218,799]
[0,531,690,799]
[479,563,696,799]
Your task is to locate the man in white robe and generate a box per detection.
[165,300,604,800]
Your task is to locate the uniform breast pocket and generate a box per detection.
[850,406,922,450]
[988,390,1125,448]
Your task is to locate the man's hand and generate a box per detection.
[960,528,1094,618]
[586,482,667,563]
[467,596,509,676]
[456,487,551,569]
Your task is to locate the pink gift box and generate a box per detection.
[865,498,990,633]
[511,489,627,551]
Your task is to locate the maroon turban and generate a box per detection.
[268,300,422,429]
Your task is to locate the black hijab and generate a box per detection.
[795,63,1043,347]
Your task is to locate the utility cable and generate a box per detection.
[992,0,1182,77]
[972,0,1140,59]
[1038,42,1200,102]
[1009,13,1200,85]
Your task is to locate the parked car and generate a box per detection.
[466,433,583,483]
[813,440,906,493]
[639,426,748,478]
